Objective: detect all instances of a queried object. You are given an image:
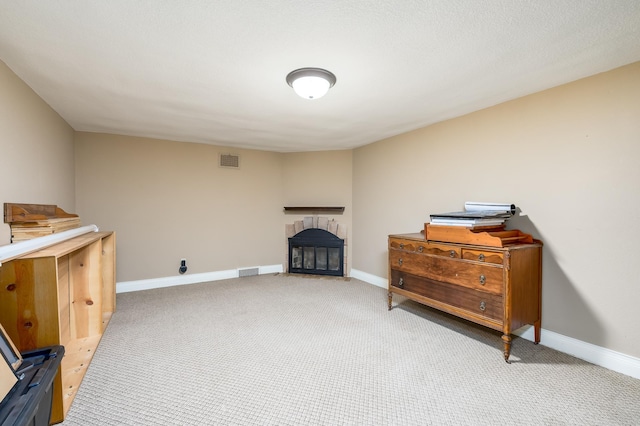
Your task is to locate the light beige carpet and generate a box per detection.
[61,274,640,425]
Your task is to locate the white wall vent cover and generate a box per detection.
[219,153,240,168]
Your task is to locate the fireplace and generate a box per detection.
[285,216,347,277]
[289,229,344,276]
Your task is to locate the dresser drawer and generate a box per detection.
[390,271,503,321]
[424,242,460,259]
[389,238,461,258]
[389,250,504,294]
[389,238,425,253]
[461,248,503,265]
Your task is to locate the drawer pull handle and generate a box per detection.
[398,277,404,288]
[479,301,486,311]
[478,253,485,261]
[449,250,456,258]
[398,258,403,265]
[479,275,486,285]
[418,246,423,253]
[399,243,404,249]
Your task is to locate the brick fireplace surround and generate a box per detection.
[285,216,348,277]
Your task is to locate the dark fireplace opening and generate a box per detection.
[288,228,344,276]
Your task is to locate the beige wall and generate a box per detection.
[0,60,75,245]
[353,62,640,358]
[75,132,288,282]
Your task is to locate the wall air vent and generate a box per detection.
[219,153,240,169]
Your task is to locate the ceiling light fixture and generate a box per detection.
[286,68,336,100]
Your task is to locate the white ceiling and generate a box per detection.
[1,1,639,153]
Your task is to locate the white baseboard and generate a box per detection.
[351,269,640,380]
[514,326,640,379]
[116,264,284,294]
[258,264,284,275]
[350,268,388,288]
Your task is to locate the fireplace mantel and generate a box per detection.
[284,206,345,213]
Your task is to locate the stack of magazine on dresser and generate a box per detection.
[429,201,516,228]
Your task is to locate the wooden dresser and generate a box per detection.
[388,232,542,362]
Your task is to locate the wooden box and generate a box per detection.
[4,203,81,242]
[425,223,533,247]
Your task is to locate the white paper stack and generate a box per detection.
[429,202,516,228]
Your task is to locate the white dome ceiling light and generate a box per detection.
[286,68,336,100]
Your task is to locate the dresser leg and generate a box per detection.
[387,291,393,310]
[534,320,541,344]
[502,334,512,363]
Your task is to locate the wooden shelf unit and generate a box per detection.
[0,231,115,424]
